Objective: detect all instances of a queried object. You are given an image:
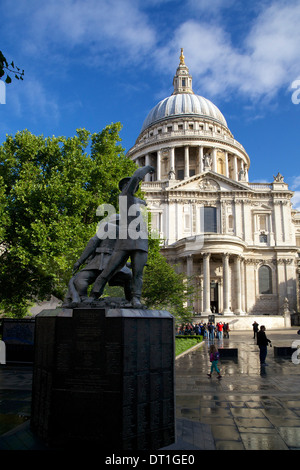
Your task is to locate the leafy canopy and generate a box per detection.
[0,124,136,316]
[0,123,194,322]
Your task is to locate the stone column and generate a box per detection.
[198,146,203,174]
[157,150,161,181]
[202,253,211,314]
[186,254,193,277]
[233,155,238,181]
[145,154,151,181]
[241,258,246,314]
[225,152,229,178]
[234,255,243,315]
[184,146,189,179]
[170,147,175,175]
[212,148,217,172]
[186,255,194,308]
[222,253,231,314]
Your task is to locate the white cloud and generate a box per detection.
[3,0,156,62]
[291,191,300,211]
[290,176,300,191]
[7,77,60,124]
[164,0,300,100]
[2,0,300,117]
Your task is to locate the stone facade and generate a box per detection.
[126,50,300,319]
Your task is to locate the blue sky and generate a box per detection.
[1,0,300,206]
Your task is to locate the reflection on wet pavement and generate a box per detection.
[175,330,300,450]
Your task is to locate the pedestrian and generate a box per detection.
[257,325,272,365]
[217,322,224,340]
[252,321,259,339]
[207,344,222,379]
[208,322,215,341]
[223,322,229,338]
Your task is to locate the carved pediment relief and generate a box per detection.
[166,171,249,192]
[198,178,220,191]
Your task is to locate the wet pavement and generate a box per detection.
[172,329,300,450]
[0,328,300,450]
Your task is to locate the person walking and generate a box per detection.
[207,344,222,379]
[257,325,272,365]
[252,321,259,339]
[208,322,215,341]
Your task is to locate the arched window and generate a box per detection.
[259,265,272,294]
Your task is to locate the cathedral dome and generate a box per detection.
[141,93,227,132]
[140,48,227,133]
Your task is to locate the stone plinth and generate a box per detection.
[30,307,175,450]
[273,346,296,357]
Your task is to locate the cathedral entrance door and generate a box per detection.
[210,280,219,313]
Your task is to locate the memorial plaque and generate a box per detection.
[137,373,150,403]
[31,307,175,450]
[123,374,137,406]
[137,402,150,434]
[105,342,122,373]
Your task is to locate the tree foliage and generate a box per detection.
[0,124,136,316]
[0,50,24,83]
[0,124,194,322]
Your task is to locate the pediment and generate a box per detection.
[166,171,249,192]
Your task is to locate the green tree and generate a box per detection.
[0,50,24,83]
[0,124,136,316]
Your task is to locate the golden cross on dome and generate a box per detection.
[179,48,185,65]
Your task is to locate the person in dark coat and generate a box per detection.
[257,325,272,365]
[252,321,259,339]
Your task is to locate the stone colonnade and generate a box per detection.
[139,145,248,182]
[184,252,245,315]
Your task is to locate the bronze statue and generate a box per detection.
[64,165,155,309]
[90,165,155,308]
[63,214,132,307]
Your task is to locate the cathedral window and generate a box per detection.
[259,233,268,243]
[177,169,184,180]
[259,265,272,294]
[203,207,217,233]
[183,205,191,231]
[258,215,267,230]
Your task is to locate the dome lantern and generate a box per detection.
[172,48,193,95]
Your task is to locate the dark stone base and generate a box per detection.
[30,307,175,450]
[273,346,296,357]
[219,348,238,358]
